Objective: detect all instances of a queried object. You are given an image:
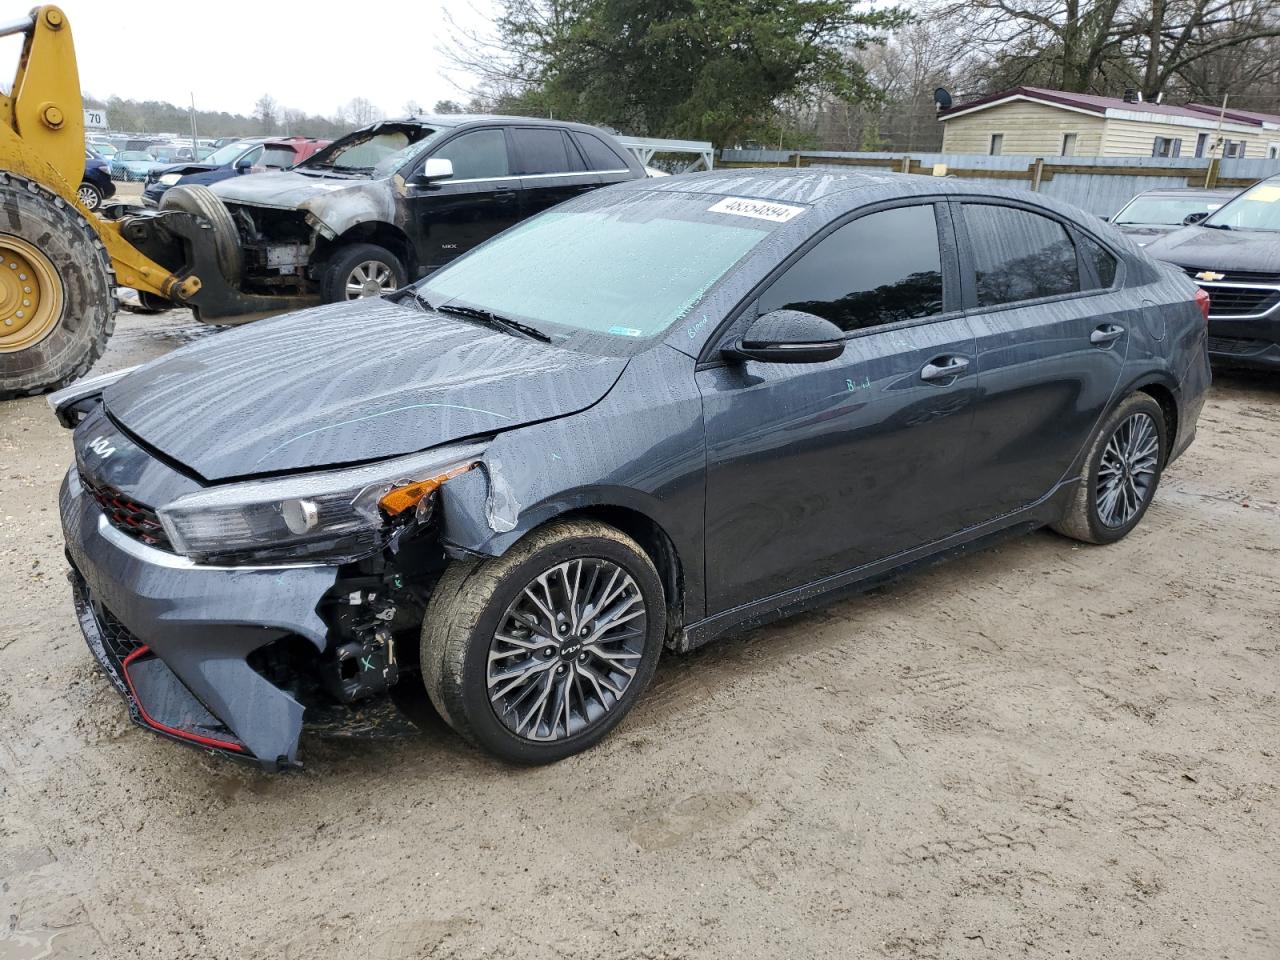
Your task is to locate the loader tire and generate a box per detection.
[0,173,116,399]
[160,184,242,284]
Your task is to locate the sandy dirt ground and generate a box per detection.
[1,309,1278,960]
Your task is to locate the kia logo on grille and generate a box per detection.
[86,435,116,459]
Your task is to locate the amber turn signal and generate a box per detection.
[378,462,477,517]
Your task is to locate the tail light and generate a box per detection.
[1193,287,1211,321]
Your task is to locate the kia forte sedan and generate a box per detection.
[53,170,1210,770]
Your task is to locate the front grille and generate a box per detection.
[97,600,145,662]
[1184,267,1280,284]
[78,469,173,551]
[1207,336,1269,356]
[1199,286,1280,317]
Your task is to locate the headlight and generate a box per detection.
[158,173,181,186]
[157,443,486,565]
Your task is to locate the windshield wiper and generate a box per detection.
[1203,221,1231,230]
[436,303,552,342]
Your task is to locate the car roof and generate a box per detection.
[382,114,619,135]
[1131,187,1236,199]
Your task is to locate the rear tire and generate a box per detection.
[319,243,405,303]
[421,520,665,764]
[77,181,103,211]
[0,174,116,399]
[1052,392,1167,544]
[159,184,242,284]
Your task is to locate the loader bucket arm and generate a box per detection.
[0,6,198,302]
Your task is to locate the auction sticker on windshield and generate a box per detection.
[707,197,806,223]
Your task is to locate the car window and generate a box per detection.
[432,129,510,180]
[1203,181,1280,232]
[1114,195,1225,226]
[511,128,574,176]
[1077,234,1117,290]
[573,132,629,172]
[261,146,297,169]
[964,204,1080,306]
[239,145,264,167]
[755,205,945,333]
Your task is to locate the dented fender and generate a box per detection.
[437,346,710,625]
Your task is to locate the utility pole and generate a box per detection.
[1205,93,1228,188]
[189,92,198,157]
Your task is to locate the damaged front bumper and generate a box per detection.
[60,467,340,770]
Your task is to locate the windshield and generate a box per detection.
[204,140,255,166]
[119,151,150,161]
[417,191,785,345]
[1115,195,1226,226]
[1203,182,1280,231]
[300,123,445,177]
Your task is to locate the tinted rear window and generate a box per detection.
[965,204,1080,306]
[573,132,629,171]
[511,128,574,175]
[1078,234,1118,289]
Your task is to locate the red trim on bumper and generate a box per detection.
[121,646,245,753]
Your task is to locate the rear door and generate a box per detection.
[407,126,522,273]
[509,126,599,217]
[697,201,978,614]
[953,201,1130,525]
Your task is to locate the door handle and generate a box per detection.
[920,356,970,382]
[494,190,517,202]
[1090,324,1125,346]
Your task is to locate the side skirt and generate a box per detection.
[673,480,1077,654]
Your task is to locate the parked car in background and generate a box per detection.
[52,170,1209,769]
[87,141,117,161]
[149,143,196,163]
[79,149,116,210]
[1146,176,1280,370]
[208,114,646,303]
[112,150,166,182]
[142,136,328,207]
[1109,187,1236,246]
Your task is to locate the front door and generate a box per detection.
[952,201,1130,525]
[697,202,978,615]
[406,127,522,274]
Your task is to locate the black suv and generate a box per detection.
[207,115,647,304]
[1146,176,1280,370]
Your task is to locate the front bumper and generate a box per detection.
[60,467,339,770]
[1206,332,1280,370]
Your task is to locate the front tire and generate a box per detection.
[319,243,405,303]
[0,173,116,399]
[1053,392,1167,544]
[421,520,666,764]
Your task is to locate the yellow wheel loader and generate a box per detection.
[0,6,312,398]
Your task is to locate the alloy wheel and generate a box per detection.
[344,260,396,299]
[1096,411,1159,528]
[77,185,100,210]
[487,557,647,742]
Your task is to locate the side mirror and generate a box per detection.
[1183,211,1209,225]
[412,157,454,185]
[722,310,845,364]
[234,156,254,171]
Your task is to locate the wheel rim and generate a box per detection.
[1096,412,1159,528]
[344,260,396,299]
[488,557,647,742]
[77,185,99,210]
[0,235,64,353]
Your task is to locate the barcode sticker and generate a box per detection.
[707,197,806,223]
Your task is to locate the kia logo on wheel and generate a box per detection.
[86,435,116,459]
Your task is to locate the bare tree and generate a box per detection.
[337,97,384,127]
[253,94,279,134]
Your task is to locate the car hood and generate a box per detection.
[159,162,219,178]
[1112,223,1176,246]
[211,170,395,235]
[103,299,628,481]
[1144,225,1280,273]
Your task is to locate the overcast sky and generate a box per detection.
[53,0,493,117]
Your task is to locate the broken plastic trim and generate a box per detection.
[46,366,138,428]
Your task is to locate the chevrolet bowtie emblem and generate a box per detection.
[1195,270,1226,281]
